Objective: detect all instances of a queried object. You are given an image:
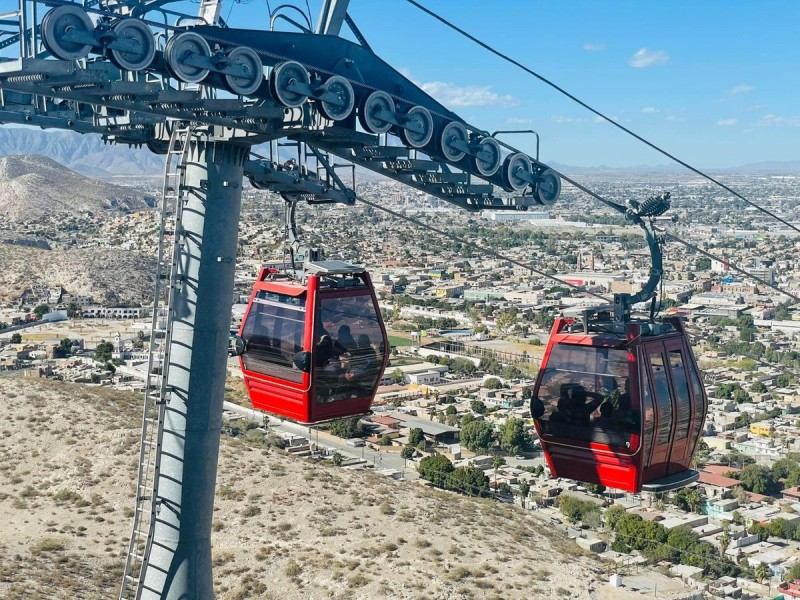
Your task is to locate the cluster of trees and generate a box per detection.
[606,506,743,578]
[93,340,115,363]
[328,418,364,439]
[425,355,478,376]
[10,332,22,344]
[714,383,752,404]
[417,455,490,497]
[727,457,800,494]
[557,495,601,527]
[750,517,800,543]
[459,416,534,455]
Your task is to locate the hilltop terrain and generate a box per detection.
[0,377,642,600]
[0,155,152,221]
[0,244,156,305]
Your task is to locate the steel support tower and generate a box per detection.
[141,136,248,598]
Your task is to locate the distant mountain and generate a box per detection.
[547,160,800,175]
[0,128,163,176]
[0,155,153,221]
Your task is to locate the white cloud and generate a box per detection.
[583,42,605,52]
[550,115,587,124]
[759,114,800,127]
[666,115,686,122]
[505,117,534,125]
[747,104,767,111]
[420,81,519,108]
[593,115,619,124]
[717,118,738,127]
[727,84,754,95]
[642,107,659,113]
[629,48,668,68]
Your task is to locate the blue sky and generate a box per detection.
[214,0,799,168]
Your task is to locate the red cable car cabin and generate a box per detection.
[531,316,706,493]
[238,261,388,424]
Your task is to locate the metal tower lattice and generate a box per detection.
[120,122,195,600]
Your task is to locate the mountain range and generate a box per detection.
[0,155,153,221]
[0,127,796,177]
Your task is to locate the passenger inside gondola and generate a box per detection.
[534,344,639,446]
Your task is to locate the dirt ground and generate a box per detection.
[0,376,650,600]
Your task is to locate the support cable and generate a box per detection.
[663,232,800,303]
[353,194,611,303]
[403,0,800,236]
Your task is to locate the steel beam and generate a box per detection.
[140,137,249,600]
[315,0,350,36]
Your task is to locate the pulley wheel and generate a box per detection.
[317,75,355,121]
[358,90,395,134]
[269,60,310,108]
[223,46,263,96]
[535,168,561,206]
[438,121,468,162]
[164,31,211,84]
[502,152,533,191]
[109,18,155,72]
[398,105,434,149]
[472,136,502,177]
[41,5,94,61]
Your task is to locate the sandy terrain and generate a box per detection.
[0,376,649,600]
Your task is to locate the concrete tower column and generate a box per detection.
[141,139,248,599]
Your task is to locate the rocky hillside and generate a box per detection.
[0,128,163,177]
[0,243,156,305]
[0,155,153,221]
[0,377,642,600]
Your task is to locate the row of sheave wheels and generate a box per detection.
[40,6,559,200]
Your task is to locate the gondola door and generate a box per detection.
[643,344,672,480]
[663,341,695,475]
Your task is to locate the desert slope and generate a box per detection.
[0,377,641,599]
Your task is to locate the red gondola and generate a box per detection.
[236,261,389,424]
[531,313,706,493]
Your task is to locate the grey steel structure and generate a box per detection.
[0,1,563,597]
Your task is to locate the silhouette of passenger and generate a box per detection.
[337,325,357,352]
[555,384,602,427]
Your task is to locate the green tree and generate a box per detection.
[401,445,415,460]
[445,404,457,416]
[755,561,770,584]
[379,434,393,446]
[470,400,487,414]
[57,337,72,357]
[329,418,363,439]
[33,304,49,320]
[66,301,80,318]
[418,455,454,487]
[751,381,768,393]
[500,418,531,455]
[492,455,505,492]
[695,257,712,270]
[737,464,777,495]
[558,495,599,524]
[331,451,343,467]
[93,340,114,363]
[10,332,22,344]
[784,561,800,582]
[495,311,517,333]
[390,368,405,385]
[408,427,424,447]
[461,420,494,452]
[719,526,731,556]
[518,480,530,509]
[484,377,503,389]
[445,464,489,497]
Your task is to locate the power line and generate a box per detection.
[662,232,800,303]
[403,0,800,236]
[353,194,612,304]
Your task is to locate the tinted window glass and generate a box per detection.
[241,291,306,383]
[640,362,655,468]
[314,294,386,404]
[687,353,706,443]
[535,344,639,447]
[669,350,691,441]
[650,352,672,445]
